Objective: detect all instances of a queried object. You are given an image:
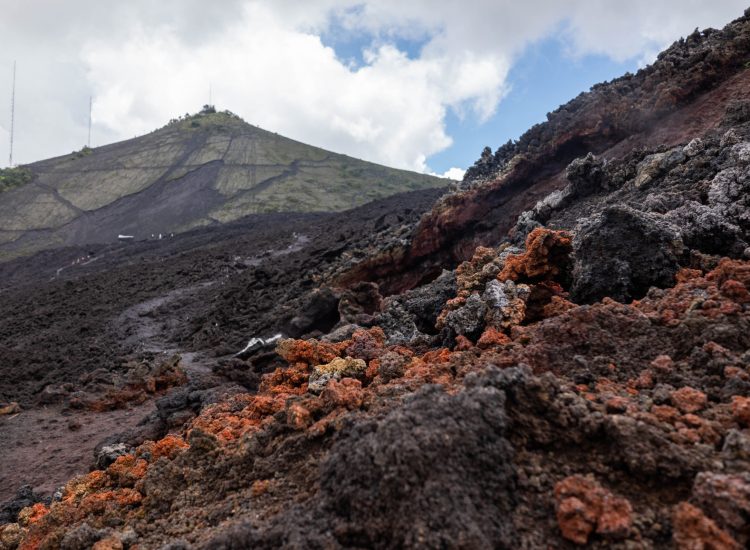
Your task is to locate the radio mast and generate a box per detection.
[9,61,16,167]
[88,96,92,147]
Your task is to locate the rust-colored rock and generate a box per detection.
[541,294,576,319]
[731,396,750,427]
[554,475,632,544]
[92,536,124,550]
[148,434,190,460]
[16,503,48,527]
[455,246,503,297]
[106,454,148,487]
[260,362,311,395]
[692,472,750,543]
[477,327,511,349]
[320,378,365,410]
[672,502,740,550]
[651,354,674,374]
[605,396,629,413]
[652,404,681,424]
[275,338,345,366]
[251,479,271,498]
[286,402,312,430]
[497,228,572,283]
[671,387,708,414]
[454,335,474,351]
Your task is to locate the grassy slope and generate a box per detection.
[0,111,447,260]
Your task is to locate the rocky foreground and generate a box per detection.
[2,8,750,550]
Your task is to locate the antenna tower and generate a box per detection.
[88,96,92,147]
[9,61,16,166]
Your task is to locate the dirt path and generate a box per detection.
[0,400,156,502]
[1,232,314,505]
[115,281,219,377]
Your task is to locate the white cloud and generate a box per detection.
[0,1,747,171]
[433,167,467,180]
[560,0,748,63]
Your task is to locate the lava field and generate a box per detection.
[2,9,750,550]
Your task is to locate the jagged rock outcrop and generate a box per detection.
[338,9,750,295]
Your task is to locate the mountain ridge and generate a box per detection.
[0,109,446,261]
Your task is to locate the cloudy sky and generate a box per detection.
[0,1,747,177]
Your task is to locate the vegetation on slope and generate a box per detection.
[0,108,447,261]
[0,167,33,194]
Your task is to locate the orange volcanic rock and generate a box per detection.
[286,402,313,430]
[320,378,365,410]
[554,475,633,544]
[189,393,286,442]
[671,386,708,414]
[498,228,572,283]
[78,488,142,516]
[455,246,504,298]
[675,267,703,283]
[731,396,750,427]
[260,362,311,395]
[251,479,272,498]
[672,502,740,550]
[401,348,455,386]
[541,294,576,319]
[454,335,474,351]
[16,504,48,527]
[477,327,511,349]
[604,396,629,413]
[106,455,148,488]
[276,338,345,366]
[651,405,682,424]
[147,434,190,460]
[62,470,108,505]
[638,259,750,324]
[92,537,124,550]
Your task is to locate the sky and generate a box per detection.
[0,1,747,178]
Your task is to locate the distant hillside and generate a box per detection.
[0,109,447,260]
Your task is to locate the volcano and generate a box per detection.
[0,108,446,261]
[1,8,750,550]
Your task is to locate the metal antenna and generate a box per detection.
[9,61,16,166]
[87,96,92,147]
[209,82,212,106]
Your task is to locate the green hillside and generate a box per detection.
[0,109,448,261]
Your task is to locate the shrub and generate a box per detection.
[0,166,33,192]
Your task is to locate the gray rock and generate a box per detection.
[683,138,704,157]
[634,148,686,189]
[566,152,608,197]
[666,201,746,256]
[571,205,684,303]
[95,442,130,469]
[377,351,409,383]
[444,293,487,339]
[60,523,109,550]
[375,270,456,345]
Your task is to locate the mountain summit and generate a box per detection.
[0,108,445,260]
